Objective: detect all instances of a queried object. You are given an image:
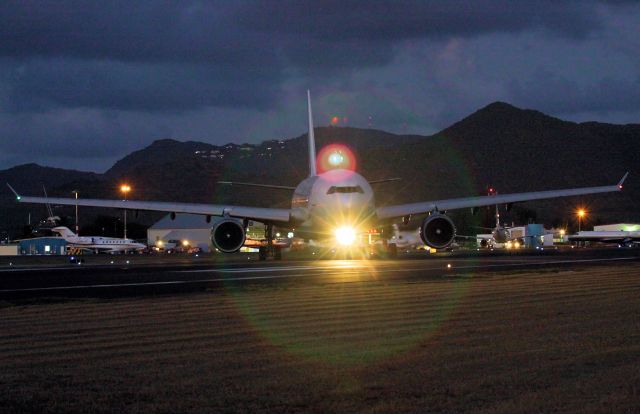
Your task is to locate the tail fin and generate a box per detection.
[307,90,317,177]
[52,226,76,238]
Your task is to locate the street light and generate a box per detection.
[120,184,131,239]
[577,209,586,232]
[72,190,79,235]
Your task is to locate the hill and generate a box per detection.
[1,102,637,236]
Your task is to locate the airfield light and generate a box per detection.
[120,184,131,239]
[335,226,357,246]
[182,240,189,247]
[157,240,164,247]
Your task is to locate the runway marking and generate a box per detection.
[0,256,637,294]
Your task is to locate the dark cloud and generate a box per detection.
[508,72,640,117]
[3,59,280,112]
[0,0,638,171]
[241,0,601,41]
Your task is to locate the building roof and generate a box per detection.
[149,213,214,230]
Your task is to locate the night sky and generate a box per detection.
[1,1,639,172]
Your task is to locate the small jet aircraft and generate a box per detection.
[7,91,628,259]
[51,226,146,253]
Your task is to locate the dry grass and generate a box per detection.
[1,264,639,413]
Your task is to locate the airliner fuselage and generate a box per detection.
[291,169,376,240]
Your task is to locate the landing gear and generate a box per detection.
[387,242,398,259]
[258,224,283,261]
[258,245,282,261]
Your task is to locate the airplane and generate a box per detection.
[6,91,629,260]
[51,226,147,253]
[568,231,640,248]
[474,189,519,247]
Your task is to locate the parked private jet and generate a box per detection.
[52,226,146,253]
[7,91,628,259]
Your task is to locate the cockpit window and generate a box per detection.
[327,186,364,194]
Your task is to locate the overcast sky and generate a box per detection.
[1,0,639,172]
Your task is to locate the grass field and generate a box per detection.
[1,264,639,413]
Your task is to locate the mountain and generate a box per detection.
[1,102,638,236]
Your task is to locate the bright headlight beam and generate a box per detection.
[335,226,357,246]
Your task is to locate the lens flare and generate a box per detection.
[335,226,357,246]
[317,143,356,173]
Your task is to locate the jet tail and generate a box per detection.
[307,90,317,177]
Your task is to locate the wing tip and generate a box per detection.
[618,172,629,189]
[6,183,21,200]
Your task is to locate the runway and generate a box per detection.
[1,247,639,300]
[2,247,640,412]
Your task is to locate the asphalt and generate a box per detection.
[1,247,639,300]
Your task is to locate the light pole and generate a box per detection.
[577,209,586,233]
[120,184,131,239]
[72,190,79,235]
[577,209,586,247]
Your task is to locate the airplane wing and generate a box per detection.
[376,173,628,220]
[6,185,291,224]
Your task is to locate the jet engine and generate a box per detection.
[419,213,456,249]
[211,219,246,253]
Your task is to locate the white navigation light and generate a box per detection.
[328,152,344,166]
[335,226,357,246]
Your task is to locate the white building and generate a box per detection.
[593,223,640,232]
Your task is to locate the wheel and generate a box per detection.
[259,246,267,261]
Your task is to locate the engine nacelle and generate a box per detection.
[419,213,456,249]
[211,219,246,253]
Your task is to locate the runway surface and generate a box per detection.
[1,247,639,300]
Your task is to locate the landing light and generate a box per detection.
[335,226,357,246]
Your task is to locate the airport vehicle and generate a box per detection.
[51,226,146,253]
[7,92,628,259]
[568,231,640,247]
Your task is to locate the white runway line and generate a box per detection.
[0,256,636,294]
